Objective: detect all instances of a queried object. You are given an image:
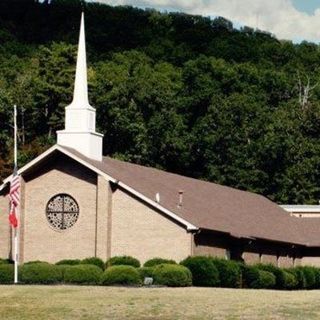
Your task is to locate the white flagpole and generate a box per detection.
[13,104,19,284]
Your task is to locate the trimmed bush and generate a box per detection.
[256,264,285,289]
[55,259,81,266]
[242,265,276,289]
[64,264,103,285]
[138,267,154,281]
[0,258,13,265]
[241,265,258,288]
[257,270,276,289]
[81,257,105,270]
[144,258,176,268]
[211,258,241,288]
[287,268,306,289]
[282,270,298,289]
[106,256,140,268]
[56,264,70,278]
[313,268,320,289]
[0,264,14,284]
[298,266,316,289]
[101,265,141,286]
[20,263,63,284]
[152,264,192,287]
[181,256,219,287]
[24,260,49,265]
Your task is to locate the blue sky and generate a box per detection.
[88,0,320,42]
[292,0,320,14]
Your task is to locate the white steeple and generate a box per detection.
[57,13,103,161]
[70,12,92,110]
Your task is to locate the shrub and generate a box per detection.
[23,260,49,265]
[256,264,285,289]
[106,256,140,268]
[0,264,14,284]
[144,258,176,268]
[152,264,192,287]
[64,264,103,285]
[313,268,320,289]
[211,258,241,288]
[81,257,105,270]
[55,259,81,266]
[255,264,298,290]
[101,265,141,286]
[56,264,69,278]
[282,270,298,289]
[180,256,219,287]
[242,265,276,289]
[20,263,63,284]
[138,267,154,281]
[257,270,276,289]
[287,268,306,289]
[0,258,13,264]
[241,265,258,288]
[298,266,316,289]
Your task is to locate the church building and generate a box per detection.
[1,14,320,267]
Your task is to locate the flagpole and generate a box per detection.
[13,104,19,284]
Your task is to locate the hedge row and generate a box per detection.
[55,256,177,270]
[2,255,320,289]
[55,257,105,270]
[55,256,143,270]
[0,261,190,287]
[181,256,320,290]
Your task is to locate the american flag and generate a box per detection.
[9,170,20,228]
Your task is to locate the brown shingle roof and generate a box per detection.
[60,146,320,247]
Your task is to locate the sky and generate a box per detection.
[88,0,320,43]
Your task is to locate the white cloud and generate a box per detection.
[92,0,320,42]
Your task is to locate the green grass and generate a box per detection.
[1,286,320,319]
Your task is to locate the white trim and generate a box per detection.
[57,130,104,137]
[0,145,198,232]
[57,146,115,182]
[280,205,320,213]
[117,181,198,231]
[0,145,116,191]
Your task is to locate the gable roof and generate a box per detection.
[0,145,197,231]
[2,144,320,247]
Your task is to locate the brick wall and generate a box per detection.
[243,252,260,265]
[301,257,320,267]
[23,155,97,263]
[194,245,226,258]
[262,254,278,265]
[278,256,294,268]
[193,232,227,258]
[0,193,10,259]
[96,175,111,261]
[111,188,192,264]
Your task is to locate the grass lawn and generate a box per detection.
[1,285,320,319]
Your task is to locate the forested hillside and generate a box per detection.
[1,0,320,204]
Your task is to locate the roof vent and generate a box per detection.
[178,190,184,208]
[155,192,160,203]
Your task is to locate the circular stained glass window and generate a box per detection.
[46,194,79,230]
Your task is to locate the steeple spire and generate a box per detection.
[69,12,92,110]
[57,13,104,161]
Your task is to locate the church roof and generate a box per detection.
[2,144,320,247]
[57,146,320,247]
